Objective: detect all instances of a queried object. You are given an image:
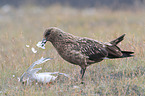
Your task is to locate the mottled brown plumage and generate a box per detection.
[41,27,134,80]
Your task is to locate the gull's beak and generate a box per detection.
[41,39,47,47]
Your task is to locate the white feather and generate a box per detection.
[26,45,30,47]
[36,41,45,49]
[31,47,37,53]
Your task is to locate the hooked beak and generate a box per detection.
[41,39,47,47]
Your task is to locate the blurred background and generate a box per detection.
[0,0,145,9]
[0,0,145,96]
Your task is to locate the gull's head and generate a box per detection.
[43,27,57,40]
[42,27,63,45]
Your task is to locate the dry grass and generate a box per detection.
[0,5,145,96]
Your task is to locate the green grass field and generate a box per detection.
[0,5,145,96]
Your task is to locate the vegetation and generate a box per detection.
[0,5,144,95]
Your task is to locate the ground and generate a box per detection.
[0,5,144,96]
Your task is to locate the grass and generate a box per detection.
[0,5,144,95]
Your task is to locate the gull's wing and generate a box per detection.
[77,38,108,61]
[20,57,52,82]
[26,57,52,72]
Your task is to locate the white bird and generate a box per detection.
[20,57,69,85]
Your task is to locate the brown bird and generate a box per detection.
[41,27,134,80]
